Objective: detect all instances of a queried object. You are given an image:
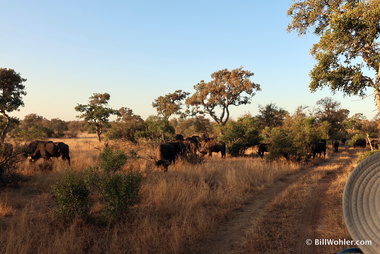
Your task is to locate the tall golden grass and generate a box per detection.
[1,135,304,253]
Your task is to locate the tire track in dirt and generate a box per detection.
[192,148,359,254]
[295,148,358,254]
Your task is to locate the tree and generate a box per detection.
[12,114,54,140]
[287,0,380,111]
[0,68,27,143]
[75,93,118,142]
[171,116,214,137]
[314,97,350,139]
[219,115,262,156]
[267,113,328,161]
[152,90,190,120]
[48,118,69,138]
[255,103,289,129]
[186,67,261,126]
[65,121,87,138]
[343,113,366,135]
[107,107,145,143]
[137,115,174,142]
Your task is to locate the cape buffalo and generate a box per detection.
[156,159,171,172]
[174,134,200,155]
[199,140,226,158]
[332,140,340,152]
[369,140,379,150]
[28,141,71,165]
[168,141,187,158]
[353,138,366,148]
[311,141,326,158]
[54,142,71,164]
[156,141,187,171]
[257,143,270,158]
[184,136,200,154]
[157,143,176,165]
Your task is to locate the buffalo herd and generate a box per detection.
[155,135,380,171]
[2,135,375,172]
[155,135,226,171]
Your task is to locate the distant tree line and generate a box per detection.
[0,66,379,163]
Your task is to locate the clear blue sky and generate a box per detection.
[2,0,378,121]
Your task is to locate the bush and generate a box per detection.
[98,171,143,221]
[356,150,380,164]
[97,147,142,221]
[52,148,143,224]
[219,116,262,156]
[265,116,329,161]
[0,143,18,185]
[349,133,366,147]
[266,128,296,161]
[51,171,91,222]
[98,147,128,173]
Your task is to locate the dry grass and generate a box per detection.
[315,156,356,253]
[239,150,358,254]
[0,135,303,254]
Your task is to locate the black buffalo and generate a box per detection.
[332,140,340,152]
[370,140,379,150]
[311,141,326,158]
[257,143,270,158]
[54,142,71,164]
[168,141,187,158]
[184,136,200,155]
[27,141,71,165]
[175,134,200,155]
[156,143,176,172]
[353,139,366,148]
[199,140,226,158]
[156,141,187,171]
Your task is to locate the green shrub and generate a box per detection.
[52,148,142,224]
[349,133,366,147]
[219,116,262,156]
[356,150,380,164]
[98,147,128,173]
[266,128,296,161]
[90,147,143,222]
[51,171,91,222]
[99,171,142,221]
[0,143,18,185]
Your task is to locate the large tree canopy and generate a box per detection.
[0,68,27,143]
[255,103,289,129]
[186,67,261,126]
[287,0,380,111]
[152,90,189,120]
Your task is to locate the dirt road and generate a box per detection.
[194,147,359,254]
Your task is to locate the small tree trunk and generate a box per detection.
[96,124,102,142]
[375,65,380,113]
[0,111,10,144]
[375,85,380,113]
[366,133,374,151]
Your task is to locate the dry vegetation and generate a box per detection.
[239,149,358,254]
[0,135,359,253]
[0,134,303,254]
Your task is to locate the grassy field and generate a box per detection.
[0,135,357,253]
